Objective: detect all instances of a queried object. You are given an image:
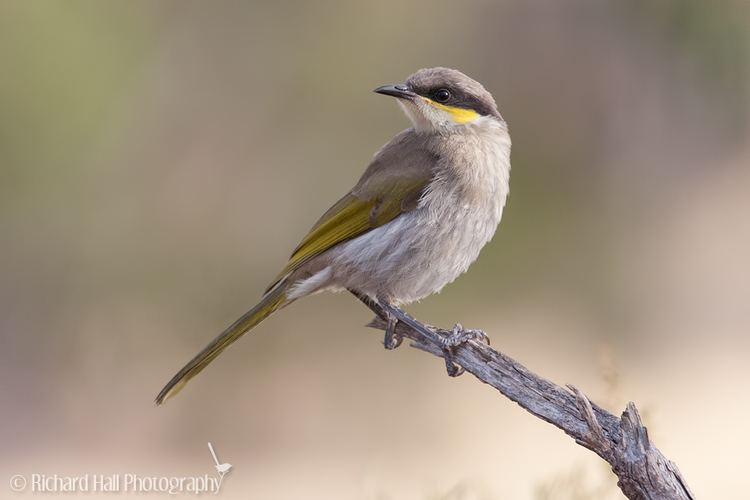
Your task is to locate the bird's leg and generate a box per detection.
[348,289,485,376]
[348,289,402,349]
[377,302,467,377]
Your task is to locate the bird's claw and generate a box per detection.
[384,330,403,350]
[442,323,490,348]
[383,312,403,350]
[440,323,490,377]
[444,356,465,377]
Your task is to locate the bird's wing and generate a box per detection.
[265,129,435,292]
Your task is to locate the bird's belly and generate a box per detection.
[330,201,502,304]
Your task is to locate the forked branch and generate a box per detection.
[359,297,694,500]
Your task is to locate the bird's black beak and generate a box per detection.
[374,84,416,100]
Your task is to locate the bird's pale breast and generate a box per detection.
[329,120,511,304]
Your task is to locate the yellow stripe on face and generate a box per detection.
[424,98,480,124]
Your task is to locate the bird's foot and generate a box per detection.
[375,301,487,378]
[439,323,490,377]
[442,323,490,348]
[383,312,403,350]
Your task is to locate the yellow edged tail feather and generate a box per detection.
[155,285,288,405]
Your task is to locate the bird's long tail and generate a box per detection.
[155,284,289,405]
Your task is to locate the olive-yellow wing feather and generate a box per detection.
[266,175,429,292]
[266,130,436,291]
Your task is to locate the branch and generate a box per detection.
[360,298,694,500]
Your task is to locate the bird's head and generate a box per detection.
[375,67,502,132]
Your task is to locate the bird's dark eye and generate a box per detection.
[433,89,451,103]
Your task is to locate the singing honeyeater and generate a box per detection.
[156,67,511,404]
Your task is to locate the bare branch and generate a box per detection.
[363,302,695,500]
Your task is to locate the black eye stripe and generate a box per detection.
[410,84,496,117]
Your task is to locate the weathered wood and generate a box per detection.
[361,298,694,500]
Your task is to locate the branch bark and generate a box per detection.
[359,298,695,500]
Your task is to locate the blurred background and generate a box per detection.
[1,1,749,498]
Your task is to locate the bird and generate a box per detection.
[156,67,511,405]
